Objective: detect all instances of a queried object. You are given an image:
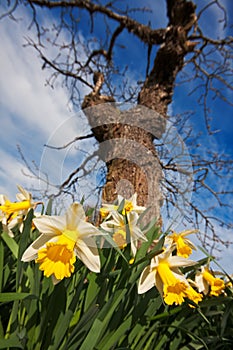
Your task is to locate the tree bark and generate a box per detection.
[82,0,197,220]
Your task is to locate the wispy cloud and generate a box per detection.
[0,9,90,199]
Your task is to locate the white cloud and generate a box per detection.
[0,9,91,200]
[0,17,75,140]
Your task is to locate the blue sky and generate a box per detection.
[0,1,232,273]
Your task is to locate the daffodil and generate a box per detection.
[138,248,202,306]
[0,186,35,236]
[22,203,103,284]
[0,203,15,237]
[165,230,197,258]
[101,211,147,255]
[100,193,146,218]
[0,185,34,217]
[195,266,225,296]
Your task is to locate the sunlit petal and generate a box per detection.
[138,266,155,294]
[77,220,103,238]
[167,255,197,267]
[16,185,31,201]
[66,202,86,230]
[76,237,101,272]
[33,215,65,235]
[21,234,54,261]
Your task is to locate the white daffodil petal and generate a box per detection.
[131,194,146,213]
[101,203,116,210]
[154,272,163,297]
[131,240,137,256]
[128,211,139,224]
[117,195,124,203]
[1,219,14,237]
[21,234,52,261]
[164,236,173,246]
[101,218,119,230]
[16,194,24,202]
[184,238,197,250]
[76,237,100,272]
[66,203,86,229]
[77,220,102,238]
[0,194,8,205]
[195,272,208,294]
[16,185,31,201]
[111,211,124,225]
[7,217,18,229]
[181,229,198,237]
[33,215,65,235]
[52,275,62,285]
[131,193,137,203]
[172,269,189,283]
[168,255,197,267]
[138,266,155,294]
[132,226,147,241]
[100,221,113,232]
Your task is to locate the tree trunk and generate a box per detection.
[82,0,197,220]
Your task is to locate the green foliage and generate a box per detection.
[0,209,232,350]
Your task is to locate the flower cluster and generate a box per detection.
[0,185,35,236]
[0,187,227,304]
[100,193,147,255]
[22,202,104,285]
[138,227,226,306]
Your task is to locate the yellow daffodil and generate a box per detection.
[195,266,225,296]
[0,186,35,236]
[138,248,202,306]
[0,185,34,217]
[101,211,147,255]
[22,203,103,284]
[165,230,197,258]
[100,193,146,218]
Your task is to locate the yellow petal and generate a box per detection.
[100,207,110,218]
[203,269,225,296]
[157,262,187,305]
[170,234,192,258]
[164,282,187,305]
[185,286,203,307]
[36,235,76,280]
[113,229,127,249]
[0,200,31,215]
[122,200,134,214]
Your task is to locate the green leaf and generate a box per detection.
[16,209,34,289]
[0,317,4,339]
[18,209,34,259]
[64,304,100,350]
[45,198,53,215]
[103,233,128,263]
[117,199,125,214]
[0,335,24,349]
[98,316,132,350]
[1,232,18,258]
[79,288,128,350]
[133,235,164,269]
[84,273,100,312]
[0,292,31,302]
[134,223,160,263]
[0,242,4,293]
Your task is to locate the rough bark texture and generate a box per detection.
[82,0,197,219]
[138,1,197,114]
[82,97,165,218]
